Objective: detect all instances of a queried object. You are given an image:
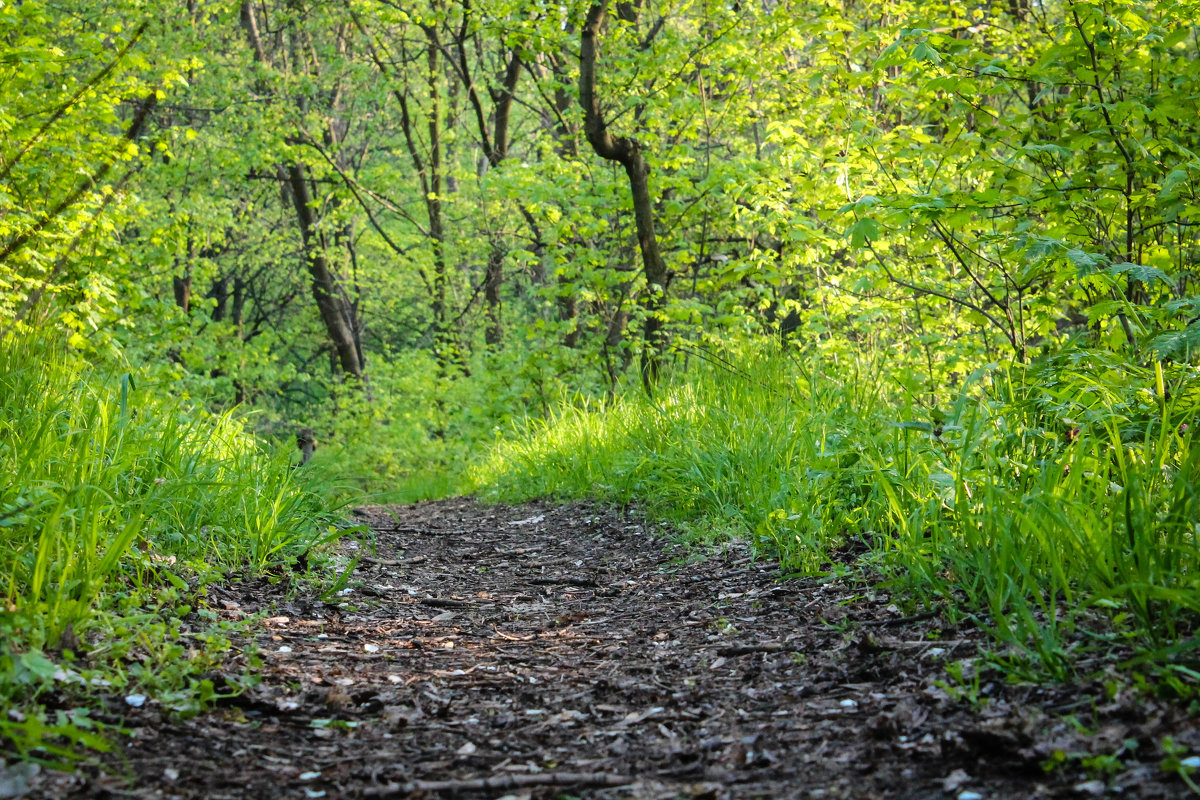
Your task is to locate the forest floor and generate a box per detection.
[25,498,1199,799]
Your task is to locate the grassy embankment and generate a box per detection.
[0,337,340,763]
[473,346,1200,689]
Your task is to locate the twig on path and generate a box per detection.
[683,567,773,584]
[492,625,535,641]
[858,610,940,627]
[360,554,427,566]
[364,771,634,796]
[367,525,427,534]
[716,643,792,657]
[527,560,576,569]
[527,576,598,588]
[419,597,474,609]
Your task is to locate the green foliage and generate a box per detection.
[0,335,333,761]
[869,351,1200,676]
[288,343,625,503]
[7,0,1200,407]
[0,1,189,345]
[475,345,881,569]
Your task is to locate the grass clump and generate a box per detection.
[473,344,1200,684]
[0,336,336,763]
[874,351,1200,682]
[474,347,892,568]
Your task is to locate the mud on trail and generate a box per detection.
[35,499,1198,799]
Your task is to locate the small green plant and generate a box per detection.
[1080,753,1124,778]
[711,618,738,636]
[935,658,986,711]
[1160,736,1200,795]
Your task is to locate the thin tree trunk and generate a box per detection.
[173,230,194,313]
[210,276,229,322]
[455,12,522,352]
[232,275,245,340]
[580,2,670,395]
[423,30,452,369]
[285,163,364,379]
[173,275,192,314]
[484,245,503,347]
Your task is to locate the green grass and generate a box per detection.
[473,344,1200,685]
[0,335,339,763]
[474,348,896,567]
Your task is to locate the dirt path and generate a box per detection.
[32,499,1197,798]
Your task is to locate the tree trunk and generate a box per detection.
[423,32,452,369]
[455,14,522,352]
[285,163,364,379]
[484,244,503,347]
[210,275,229,322]
[232,275,245,340]
[173,275,192,314]
[580,2,670,395]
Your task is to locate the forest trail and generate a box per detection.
[36,499,1193,799]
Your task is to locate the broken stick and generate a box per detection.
[365,771,633,796]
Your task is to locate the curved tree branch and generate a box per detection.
[580,2,671,394]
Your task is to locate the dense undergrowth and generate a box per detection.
[473,344,1200,690]
[0,337,339,763]
[286,345,598,504]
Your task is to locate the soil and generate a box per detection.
[23,498,1200,799]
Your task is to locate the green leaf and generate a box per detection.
[911,42,942,64]
[886,420,933,432]
[1148,325,1200,359]
[848,217,879,248]
[875,40,906,68]
[1105,261,1170,285]
[1162,27,1191,48]
[1159,168,1190,199]
[1067,249,1108,275]
[855,194,881,209]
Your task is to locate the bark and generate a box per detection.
[354,12,452,369]
[286,163,364,379]
[484,246,504,347]
[580,2,670,395]
[534,59,579,344]
[232,275,246,340]
[210,276,229,322]
[173,275,192,314]
[560,290,580,349]
[296,428,315,465]
[422,30,452,368]
[239,1,267,65]
[480,49,522,350]
[172,219,196,314]
[552,65,578,158]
